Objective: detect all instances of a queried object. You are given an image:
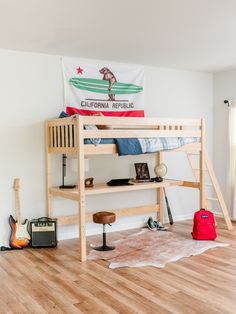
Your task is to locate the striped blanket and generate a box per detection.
[115,137,199,156]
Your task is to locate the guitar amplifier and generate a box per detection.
[30,217,57,248]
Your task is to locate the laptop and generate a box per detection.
[107,178,133,186]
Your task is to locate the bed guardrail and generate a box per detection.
[45,116,202,154]
[46,117,77,154]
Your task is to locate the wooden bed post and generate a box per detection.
[77,116,86,262]
[200,118,206,209]
[157,152,164,223]
[45,121,52,218]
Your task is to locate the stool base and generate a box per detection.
[93,245,115,251]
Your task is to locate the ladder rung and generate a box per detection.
[206,197,218,202]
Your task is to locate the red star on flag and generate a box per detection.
[76,67,83,75]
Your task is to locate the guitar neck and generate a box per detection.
[14,178,22,224]
[15,189,21,223]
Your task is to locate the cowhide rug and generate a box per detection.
[88,229,228,269]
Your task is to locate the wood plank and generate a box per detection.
[85,144,118,155]
[61,125,65,147]
[0,220,235,313]
[85,179,184,195]
[48,147,76,154]
[48,117,75,126]
[65,125,68,147]
[57,204,159,225]
[82,116,202,126]
[179,181,200,188]
[49,187,80,201]
[48,142,201,156]
[53,126,57,147]
[83,129,201,139]
[57,126,61,147]
[84,142,201,156]
[50,179,184,200]
[49,126,53,148]
[77,116,86,262]
[69,124,73,148]
[156,152,164,223]
[45,122,53,218]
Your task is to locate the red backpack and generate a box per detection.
[192,208,217,240]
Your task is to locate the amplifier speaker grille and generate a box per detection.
[30,218,57,248]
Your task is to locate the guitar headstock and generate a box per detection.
[13,178,20,192]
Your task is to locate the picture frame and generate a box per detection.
[134,163,150,181]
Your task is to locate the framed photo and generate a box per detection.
[134,163,150,181]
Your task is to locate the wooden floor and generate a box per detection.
[0,219,236,314]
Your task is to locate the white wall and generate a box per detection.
[0,49,213,245]
[213,69,236,213]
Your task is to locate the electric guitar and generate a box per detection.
[9,178,30,248]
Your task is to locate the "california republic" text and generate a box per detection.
[81,101,134,110]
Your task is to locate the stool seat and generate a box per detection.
[92,211,116,251]
[93,211,116,225]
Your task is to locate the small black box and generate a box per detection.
[30,217,57,248]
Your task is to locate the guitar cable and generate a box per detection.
[0,246,23,251]
[0,246,13,251]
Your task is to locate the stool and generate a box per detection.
[93,211,116,251]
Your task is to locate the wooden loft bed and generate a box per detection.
[45,115,233,262]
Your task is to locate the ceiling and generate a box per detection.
[0,0,236,72]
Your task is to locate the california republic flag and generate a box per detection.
[62,57,144,117]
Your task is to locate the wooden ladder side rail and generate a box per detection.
[205,151,233,231]
[187,148,233,230]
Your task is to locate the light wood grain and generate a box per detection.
[82,116,202,126]
[49,179,185,200]
[45,115,232,263]
[77,116,86,262]
[45,122,53,218]
[156,152,164,223]
[83,129,201,139]
[48,140,201,157]
[57,204,159,225]
[0,219,235,314]
[83,142,201,156]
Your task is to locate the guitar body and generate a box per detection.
[10,178,31,249]
[9,215,30,249]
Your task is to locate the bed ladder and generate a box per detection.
[187,150,233,230]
